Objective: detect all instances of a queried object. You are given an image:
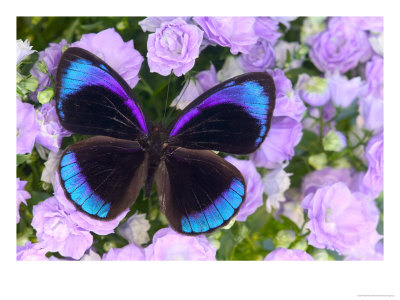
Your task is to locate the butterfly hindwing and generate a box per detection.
[59,136,148,219]
[55,47,150,141]
[156,148,246,235]
[167,72,276,154]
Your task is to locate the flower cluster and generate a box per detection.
[17,16,383,261]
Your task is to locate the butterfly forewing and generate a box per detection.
[59,136,148,219]
[166,72,276,154]
[156,148,246,235]
[55,47,151,141]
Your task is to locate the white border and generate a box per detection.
[2,1,398,299]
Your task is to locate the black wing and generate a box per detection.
[55,47,151,141]
[166,72,275,154]
[59,136,148,220]
[156,148,246,235]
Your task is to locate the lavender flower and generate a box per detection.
[301,167,352,197]
[16,39,36,65]
[364,55,383,100]
[327,71,365,108]
[103,243,145,260]
[264,248,314,261]
[363,133,383,194]
[358,95,383,133]
[17,178,30,223]
[342,17,383,33]
[139,17,180,32]
[30,39,67,101]
[296,74,330,107]
[263,164,292,212]
[308,17,372,74]
[71,28,143,88]
[268,69,306,122]
[17,99,40,154]
[80,249,101,261]
[53,175,128,235]
[238,40,275,72]
[35,101,71,153]
[254,17,281,45]
[196,64,218,91]
[117,213,151,245]
[217,56,244,82]
[346,239,383,261]
[369,33,383,57]
[41,150,62,187]
[17,242,48,261]
[225,156,264,221]
[31,196,93,259]
[349,171,380,200]
[301,182,381,255]
[147,18,203,76]
[145,228,216,260]
[251,117,303,169]
[194,17,258,54]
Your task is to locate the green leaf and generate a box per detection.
[216,230,235,260]
[17,154,30,166]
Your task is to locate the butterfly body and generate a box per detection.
[55,47,275,235]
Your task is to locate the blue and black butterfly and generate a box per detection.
[55,47,276,235]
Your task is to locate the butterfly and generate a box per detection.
[55,47,276,235]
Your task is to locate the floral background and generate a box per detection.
[16,16,383,261]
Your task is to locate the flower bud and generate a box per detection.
[323,129,347,152]
[37,87,54,104]
[274,230,296,248]
[308,153,328,170]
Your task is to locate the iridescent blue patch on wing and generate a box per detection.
[58,57,148,134]
[169,80,270,147]
[180,177,244,233]
[59,151,110,218]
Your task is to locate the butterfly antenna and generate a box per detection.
[164,78,191,125]
[162,73,172,125]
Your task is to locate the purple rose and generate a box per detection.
[302,182,381,256]
[71,28,143,88]
[225,156,264,221]
[346,239,383,261]
[17,178,30,223]
[139,17,181,32]
[16,99,40,154]
[31,196,93,259]
[364,55,383,100]
[103,243,145,260]
[350,171,380,200]
[147,18,203,76]
[251,117,303,169]
[30,39,68,101]
[238,40,275,72]
[254,17,282,45]
[327,71,365,108]
[145,228,216,260]
[342,17,383,33]
[194,17,258,54]
[363,133,383,194]
[358,95,383,133]
[308,17,373,74]
[35,101,71,153]
[268,69,306,122]
[53,174,128,235]
[17,242,48,261]
[301,167,352,197]
[264,248,314,261]
[296,74,330,107]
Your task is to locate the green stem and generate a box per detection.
[138,76,154,95]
